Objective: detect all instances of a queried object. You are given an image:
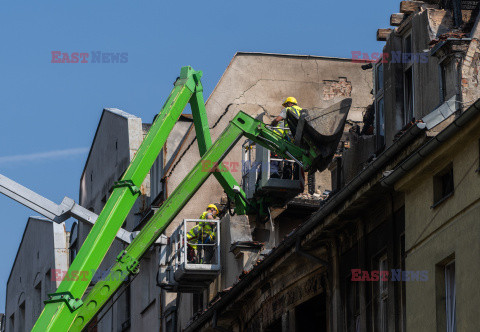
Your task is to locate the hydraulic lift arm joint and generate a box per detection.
[44,292,83,313]
[116,250,140,274]
[112,180,141,196]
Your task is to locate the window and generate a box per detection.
[400,234,406,332]
[445,261,456,332]
[142,256,152,310]
[404,34,412,55]
[18,301,25,332]
[376,98,385,149]
[403,33,414,124]
[439,61,448,104]
[376,63,384,91]
[125,282,131,321]
[436,257,456,332]
[433,164,454,207]
[445,0,463,27]
[69,222,78,264]
[374,61,385,150]
[34,281,42,322]
[404,67,414,123]
[373,253,388,332]
[45,270,51,301]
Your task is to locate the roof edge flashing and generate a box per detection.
[234,51,354,62]
[381,98,480,187]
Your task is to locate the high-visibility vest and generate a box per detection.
[186,211,216,249]
[274,105,302,137]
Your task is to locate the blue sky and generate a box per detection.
[0,1,397,312]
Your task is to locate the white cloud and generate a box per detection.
[0,147,89,164]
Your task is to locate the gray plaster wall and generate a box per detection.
[5,217,68,332]
[79,108,146,229]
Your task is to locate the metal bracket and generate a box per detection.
[116,250,140,274]
[44,292,83,312]
[112,180,141,196]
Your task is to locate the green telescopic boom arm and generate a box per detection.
[31,67,316,331]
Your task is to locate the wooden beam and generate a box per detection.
[377,29,393,41]
[390,13,406,26]
[400,1,424,14]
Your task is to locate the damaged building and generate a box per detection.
[3,1,480,331]
[179,1,480,331]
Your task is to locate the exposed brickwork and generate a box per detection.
[323,77,352,101]
[461,38,480,108]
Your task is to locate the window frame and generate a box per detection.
[432,163,454,208]
[372,251,389,332]
[403,31,415,124]
[439,60,448,104]
[444,260,456,332]
[374,60,385,151]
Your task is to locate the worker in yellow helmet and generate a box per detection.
[270,97,303,179]
[271,97,303,138]
[199,204,219,220]
[186,204,219,263]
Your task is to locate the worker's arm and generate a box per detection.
[271,109,287,127]
[187,226,200,242]
[271,115,284,127]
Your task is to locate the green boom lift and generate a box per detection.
[2,66,349,331]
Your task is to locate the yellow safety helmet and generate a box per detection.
[207,204,219,214]
[282,97,298,107]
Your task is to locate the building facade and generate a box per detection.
[5,217,69,332]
